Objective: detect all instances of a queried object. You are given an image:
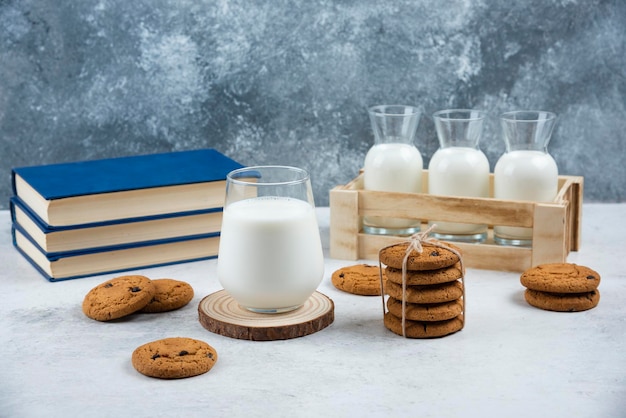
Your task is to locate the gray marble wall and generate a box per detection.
[1,0,625,209]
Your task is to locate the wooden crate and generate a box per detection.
[329,170,583,272]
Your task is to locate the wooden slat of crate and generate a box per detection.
[530,203,568,267]
[329,171,583,272]
[359,190,536,227]
[555,176,584,252]
[329,186,360,260]
[357,232,533,271]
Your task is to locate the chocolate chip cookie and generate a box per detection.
[82,275,155,321]
[520,263,601,293]
[331,264,386,296]
[139,278,194,313]
[384,312,464,338]
[524,289,600,312]
[385,262,463,286]
[379,241,461,271]
[132,337,218,379]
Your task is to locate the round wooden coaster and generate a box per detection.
[198,290,334,341]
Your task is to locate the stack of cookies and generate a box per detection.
[379,241,464,338]
[520,263,601,312]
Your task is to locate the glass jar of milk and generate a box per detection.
[494,110,558,246]
[428,109,489,242]
[363,105,423,236]
[217,166,324,313]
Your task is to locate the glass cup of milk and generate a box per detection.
[363,105,423,236]
[428,109,490,242]
[217,166,325,313]
[494,110,558,246]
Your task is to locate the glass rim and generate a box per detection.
[500,110,557,122]
[368,104,421,116]
[227,165,310,187]
[432,109,486,121]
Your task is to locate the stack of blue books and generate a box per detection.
[10,149,244,281]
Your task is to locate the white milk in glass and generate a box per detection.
[217,196,324,311]
[494,150,558,240]
[428,147,489,234]
[363,142,423,230]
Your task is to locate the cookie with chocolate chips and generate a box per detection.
[139,278,195,313]
[385,279,464,304]
[385,262,463,286]
[82,275,155,321]
[383,312,464,338]
[520,263,601,293]
[132,337,218,379]
[379,241,461,271]
[524,289,600,312]
[386,297,463,322]
[331,264,386,296]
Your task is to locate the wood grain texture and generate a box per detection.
[198,290,334,341]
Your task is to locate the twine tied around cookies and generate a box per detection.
[378,224,466,338]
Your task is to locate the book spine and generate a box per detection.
[11,227,55,282]
[10,169,18,196]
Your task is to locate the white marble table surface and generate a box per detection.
[1,204,625,418]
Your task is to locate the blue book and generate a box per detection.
[10,196,223,254]
[12,225,220,282]
[11,148,244,227]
